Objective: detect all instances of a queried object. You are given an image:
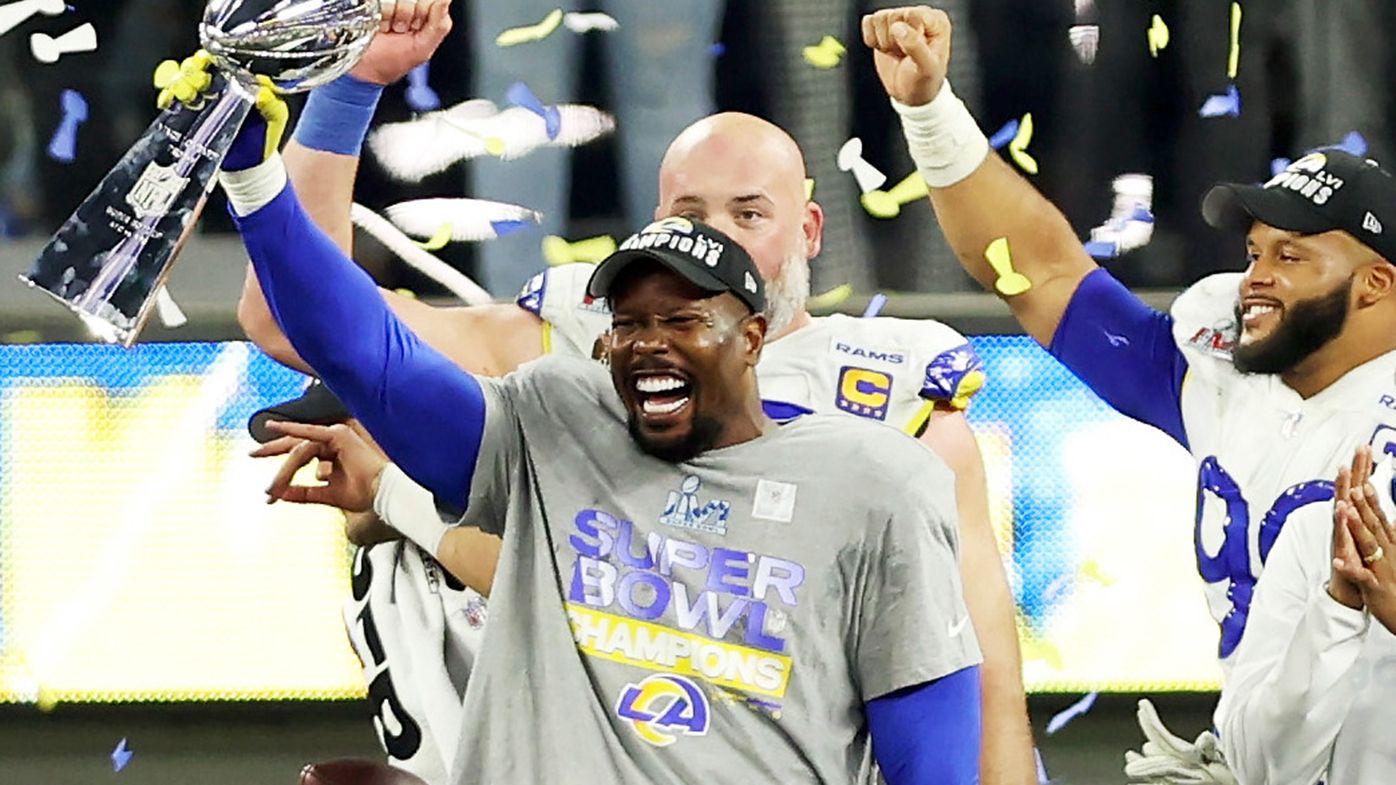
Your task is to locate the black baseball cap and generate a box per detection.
[1202,150,1396,262]
[247,379,349,444]
[586,218,766,314]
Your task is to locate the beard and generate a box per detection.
[764,249,810,336]
[1232,277,1353,375]
[627,407,725,463]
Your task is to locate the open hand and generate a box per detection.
[861,6,952,107]
[250,420,388,512]
[351,0,454,86]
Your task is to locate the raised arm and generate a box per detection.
[233,0,544,379]
[862,7,1097,346]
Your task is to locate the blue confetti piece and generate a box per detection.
[490,219,535,238]
[1034,748,1052,785]
[709,42,727,57]
[988,118,1019,150]
[1045,691,1099,735]
[1270,158,1291,177]
[111,737,133,772]
[405,63,441,112]
[1083,239,1118,259]
[1334,131,1369,157]
[861,293,887,318]
[47,89,87,163]
[506,81,561,140]
[1199,83,1241,118]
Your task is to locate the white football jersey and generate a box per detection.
[344,541,488,784]
[517,263,987,427]
[1171,273,1396,665]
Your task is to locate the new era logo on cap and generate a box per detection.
[1365,212,1383,235]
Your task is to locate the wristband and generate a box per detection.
[219,153,288,216]
[373,462,454,557]
[892,80,990,189]
[292,73,384,156]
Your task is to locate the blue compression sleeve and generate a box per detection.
[867,665,982,785]
[232,184,485,508]
[1049,268,1189,447]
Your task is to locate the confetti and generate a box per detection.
[1046,692,1099,735]
[562,11,618,33]
[386,198,543,245]
[0,0,65,38]
[369,99,614,182]
[988,118,1019,150]
[801,35,846,69]
[1148,14,1170,57]
[836,137,887,194]
[1199,84,1240,118]
[1080,559,1115,586]
[416,223,452,251]
[1272,132,1368,176]
[985,237,1031,296]
[491,219,535,238]
[495,8,563,47]
[46,88,86,162]
[542,234,617,266]
[405,63,441,112]
[350,203,492,305]
[30,21,95,63]
[1228,2,1242,79]
[506,81,561,140]
[709,42,726,57]
[1007,113,1038,175]
[1035,748,1052,785]
[804,177,815,201]
[807,283,853,310]
[1085,173,1154,259]
[861,293,888,318]
[154,286,186,328]
[1021,637,1064,670]
[860,171,928,219]
[1067,24,1098,65]
[111,737,133,772]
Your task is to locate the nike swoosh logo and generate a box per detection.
[948,615,970,637]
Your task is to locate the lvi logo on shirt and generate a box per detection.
[659,476,731,535]
[615,673,711,747]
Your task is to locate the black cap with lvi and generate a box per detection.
[587,218,766,314]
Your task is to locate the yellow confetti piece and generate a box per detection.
[1148,14,1170,57]
[801,35,846,69]
[986,237,1032,296]
[2,330,42,344]
[543,234,617,266]
[804,177,815,201]
[807,283,853,311]
[1008,112,1038,175]
[495,8,564,47]
[1079,560,1116,587]
[1227,2,1242,79]
[36,686,58,713]
[415,223,452,251]
[394,288,418,300]
[860,171,928,219]
[1022,637,1064,670]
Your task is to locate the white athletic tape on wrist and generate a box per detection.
[373,462,453,557]
[892,80,990,189]
[218,153,288,217]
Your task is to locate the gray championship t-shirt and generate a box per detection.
[450,355,980,785]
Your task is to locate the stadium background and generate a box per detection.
[0,0,1391,783]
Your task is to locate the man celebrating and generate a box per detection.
[233,14,1035,785]
[862,6,1396,783]
[222,70,984,779]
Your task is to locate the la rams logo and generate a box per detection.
[615,674,710,747]
[641,216,695,235]
[835,366,891,420]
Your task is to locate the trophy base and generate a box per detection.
[17,273,137,346]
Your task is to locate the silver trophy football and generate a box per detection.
[20,0,380,345]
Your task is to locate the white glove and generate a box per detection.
[1123,699,1238,785]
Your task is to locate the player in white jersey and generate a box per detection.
[237,46,1035,785]
[863,6,1396,783]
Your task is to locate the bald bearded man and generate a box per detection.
[242,83,1035,784]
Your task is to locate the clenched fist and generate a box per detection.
[351,0,454,86]
[861,6,952,107]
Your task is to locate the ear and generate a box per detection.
[802,200,825,260]
[742,312,768,365]
[1358,261,1396,307]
